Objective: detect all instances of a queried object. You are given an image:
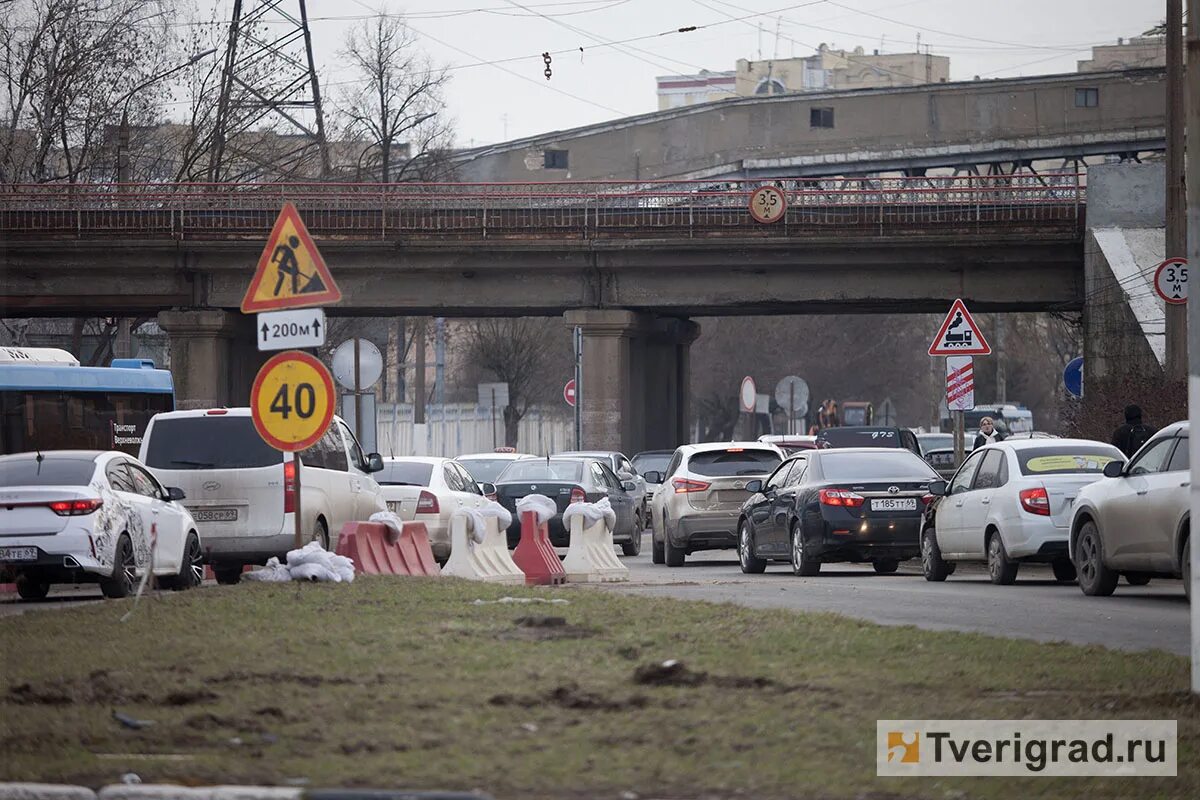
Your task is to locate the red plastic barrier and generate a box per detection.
[512,510,566,586]
[336,521,440,577]
[0,583,15,594]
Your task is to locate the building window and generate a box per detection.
[1075,88,1099,108]
[810,107,835,128]
[755,77,787,95]
[543,149,569,169]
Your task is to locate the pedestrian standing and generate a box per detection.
[1111,404,1157,459]
[972,417,1005,450]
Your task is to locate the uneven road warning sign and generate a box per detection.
[929,298,991,356]
[250,350,335,452]
[241,202,342,313]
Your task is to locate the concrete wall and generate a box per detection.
[1086,162,1166,228]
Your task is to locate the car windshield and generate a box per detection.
[378,461,434,486]
[144,417,279,469]
[918,435,954,455]
[688,449,781,477]
[818,428,901,448]
[0,455,96,486]
[632,453,671,475]
[819,451,937,481]
[455,458,518,482]
[498,460,583,482]
[1017,445,1123,476]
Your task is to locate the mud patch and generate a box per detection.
[499,615,595,641]
[632,660,808,693]
[163,689,219,706]
[184,712,266,734]
[9,672,150,706]
[205,671,361,688]
[490,682,649,712]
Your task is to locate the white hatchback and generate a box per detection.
[0,450,203,600]
[377,457,491,562]
[922,439,1125,585]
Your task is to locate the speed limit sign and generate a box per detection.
[749,185,787,224]
[250,350,335,451]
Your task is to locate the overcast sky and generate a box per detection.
[225,0,1163,147]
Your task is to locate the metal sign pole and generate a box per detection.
[573,326,582,450]
[789,383,795,435]
[491,387,498,449]
[293,458,303,550]
[954,410,965,465]
[353,337,363,445]
[1185,0,1200,694]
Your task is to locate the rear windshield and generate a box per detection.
[1017,446,1123,476]
[0,456,96,487]
[457,458,518,482]
[688,449,780,477]
[632,453,671,475]
[919,435,954,455]
[497,461,583,482]
[144,417,280,470]
[818,428,901,448]
[819,451,937,481]
[378,461,434,486]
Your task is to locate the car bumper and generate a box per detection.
[670,511,740,551]
[201,534,294,565]
[0,535,109,581]
[1002,519,1071,560]
[809,519,922,562]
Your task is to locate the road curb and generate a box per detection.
[97,788,300,800]
[0,786,96,800]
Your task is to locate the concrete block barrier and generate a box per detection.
[98,786,301,800]
[335,522,440,577]
[441,511,524,584]
[0,784,97,800]
[512,509,565,586]
[560,513,629,583]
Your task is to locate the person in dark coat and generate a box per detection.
[1111,405,1157,459]
[972,416,1005,450]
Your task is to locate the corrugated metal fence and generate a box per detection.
[374,403,575,457]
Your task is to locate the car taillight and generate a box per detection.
[921,494,935,506]
[672,478,710,493]
[284,461,296,514]
[416,491,440,513]
[819,488,865,508]
[1019,487,1051,516]
[569,487,587,504]
[48,499,103,516]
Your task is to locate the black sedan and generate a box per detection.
[736,447,939,575]
[493,457,638,549]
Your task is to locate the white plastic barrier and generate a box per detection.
[561,499,629,583]
[441,502,524,584]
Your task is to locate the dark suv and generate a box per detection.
[815,426,922,457]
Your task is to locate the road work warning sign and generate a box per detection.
[241,202,342,313]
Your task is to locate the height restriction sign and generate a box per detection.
[250,350,335,452]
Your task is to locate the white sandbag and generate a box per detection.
[284,540,329,566]
[267,541,358,583]
[515,494,557,524]
[329,553,356,582]
[289,562,342,582]
[368,510,405,538]
[243,557,292,583]
[562,497,616,531]
[456,509,488,544]
[478,500,513,530]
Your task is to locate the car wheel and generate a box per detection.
[1123,572,1152,586]
[873,559,899,574]
[99,534,136,599]
[1075,521,1118,596]
[986,532,1019,585]
[791,523,820,577]
[14,575,50,601]
[621,523,642,557]
[738,520,767,574]
[1051,558,1077,583]
[161,532,204,591]
[921,526,951,582]
[1182,538,1190,601]
[663,515,686,567]
[213,564,243,585]
[312,519,329,550]
[651,523,665,565]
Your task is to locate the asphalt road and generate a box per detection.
[4,533,1191,656]
[605,533,1192,656]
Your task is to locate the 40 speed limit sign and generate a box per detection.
[250,350,335,451]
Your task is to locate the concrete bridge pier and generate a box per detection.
[565,310,699,454]
[157,309,265,410]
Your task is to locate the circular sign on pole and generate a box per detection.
[1063,356,1084,399]
[774,375,809,414]
[748,186,787,224]
[251,350,335,452]
[332,338,383,390]
[564,378,576,407]
[739,376,757,413]
[1153,257,1188,305]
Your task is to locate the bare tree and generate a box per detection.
[336,8,453,183]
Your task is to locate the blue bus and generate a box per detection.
[0,347,175,456]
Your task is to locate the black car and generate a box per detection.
[493,457,639,550]
[736,447,939,575]
[816,426,923,457]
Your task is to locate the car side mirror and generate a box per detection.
[366,453,384,473]
[642,470,662,484]
[746,479,763,494]
[166,486,186,502]
[1103,461,1124,478]
[927,480,948,497]
[622,481,637,492]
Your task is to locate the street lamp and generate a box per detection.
[116,48,219,182]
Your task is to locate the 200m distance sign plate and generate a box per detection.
[250,350,335,452]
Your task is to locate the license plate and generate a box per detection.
[387,501,403,513]
[871,498,917,512]
[193,508,238,523]
[0,546,38,562]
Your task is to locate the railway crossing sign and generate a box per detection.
[250,350,335,452]
[241,202,342,313]
[748,186,787,224]
[946,356,975,411]
[1153,257,1188,305]
[929,298,991,356]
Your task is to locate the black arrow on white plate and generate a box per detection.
[261,322,269,342]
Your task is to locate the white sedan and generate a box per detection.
[0,450,203,600]
[377,457,490,562]
[922,439,1125,585]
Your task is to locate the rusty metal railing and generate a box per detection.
[0,174,1085,240]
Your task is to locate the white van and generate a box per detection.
[139,408,385,583]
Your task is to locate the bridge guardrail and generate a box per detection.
[0,174,1084,240]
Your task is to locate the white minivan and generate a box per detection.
[140,408,385,583]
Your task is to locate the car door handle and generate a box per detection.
[981,498,990,505]
[1181,482,1191,488]
[1136,490,1148,496]
[954,501,964,507]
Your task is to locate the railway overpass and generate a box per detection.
[0,176,1085,452]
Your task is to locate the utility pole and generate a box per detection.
[1165,0,1187,380]
[414,318,427,425]
[434,317,446,407]
[1184,0,1199,695]
[994,314,1006,403]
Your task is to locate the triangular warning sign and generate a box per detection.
[241,202,342,313]
[928,298,991,356]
